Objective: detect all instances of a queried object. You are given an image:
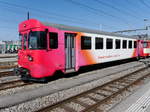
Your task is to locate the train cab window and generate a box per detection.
[81,36,91,50]
[115,39,120,49]
[123,40,127,49]
[23,34,27,50]
[95,37,103,49]
[129,40,132,49]
[134,41,137,48]
[106,38,113,49]
[19,34,22,49]
[49,32,58,49]
[28,31,47,49]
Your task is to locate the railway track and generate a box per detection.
[37,66,150,112]
[0,79,33,91]
[0,65,17,69]
[0,71,13,78]
[0,60,17,69]
[0,55,17,58]
[0,61,17,65]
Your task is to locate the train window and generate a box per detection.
[115,39,120,49]
[28,31,47,49]
[134,41,137,48]
[23,34,27,50]
[123,40,127,49]
[106,38,113,49]
[129,40,132,48]
[81,36,91,50]
[49,32,58,49]
[95,37,103,49]
[19,34,22,49]
[65,36,67,48]
[143,42,148,48]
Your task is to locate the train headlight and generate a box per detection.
[28,55,33,61]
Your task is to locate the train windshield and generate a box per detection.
[28,31,47,49]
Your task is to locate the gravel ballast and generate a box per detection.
[0,61,147,111]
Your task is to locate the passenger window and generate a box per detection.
[143,42,148,48]
[129,40,132,49]
[49,32,58,49]
[81,36,91,50]
[123,40,127,49]
[115,39,120,49]
[134,41,137,48]
[106,38,113,49]
[95,37,103,49]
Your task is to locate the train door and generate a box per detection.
[137,40,140,57]
[65,33,76,72]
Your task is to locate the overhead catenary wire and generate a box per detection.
[64,0,135,28]
[1,5,117,30]
[125,0,148,17]
[0,0,147,33]
[0,0,119,30]
[139,0,150,9]
[0,0,95,23]
[94,0,142,20]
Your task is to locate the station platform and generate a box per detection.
[110,80,150,112]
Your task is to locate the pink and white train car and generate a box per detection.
[17,19,142,82]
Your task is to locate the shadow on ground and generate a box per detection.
[41,58,137,83]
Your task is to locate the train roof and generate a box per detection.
[42,22,136,39]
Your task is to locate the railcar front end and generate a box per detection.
[16,19,65,82]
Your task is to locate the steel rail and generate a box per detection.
[0,80,33,91]
[0,71,13,78]
[0,61,17,65]
[0,65,17,69]
[36,67,150,112]
[0,56,17,58]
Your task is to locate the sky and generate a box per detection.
[0,0,150,40]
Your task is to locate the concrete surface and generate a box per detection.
[0,61,144,108]
[109,80,150,112]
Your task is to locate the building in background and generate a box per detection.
[0,40,20,54]
[0,41,6,54]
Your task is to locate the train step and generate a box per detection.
[65,68,76,74]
